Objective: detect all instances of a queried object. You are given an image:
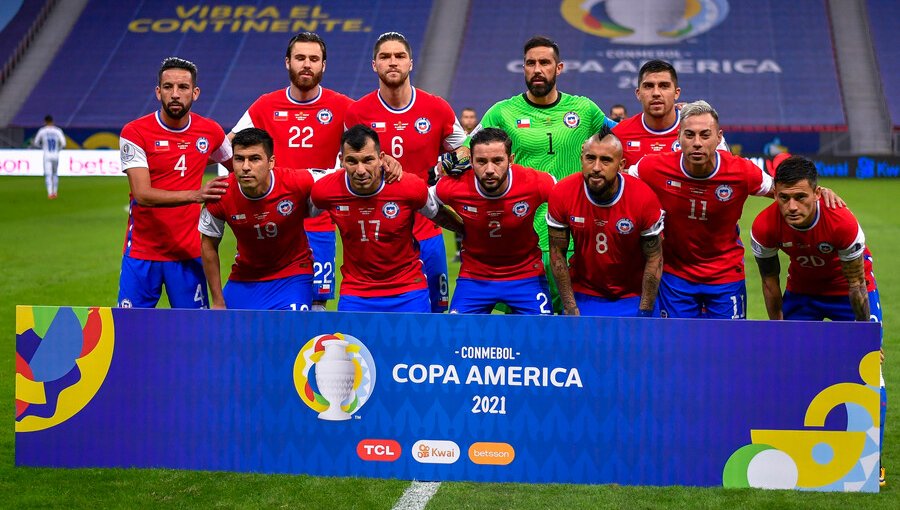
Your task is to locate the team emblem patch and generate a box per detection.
[382,201,400,218]
[277,199,294,216]
[671,141,681,152]
[818,242,834,254]
[616,218,634,234]
[317,108,333,124]
[121,143,136,162]
[512,201,529,217]
[563,111,581,128]
[196,137,209,154]
[414,117,431,134]
[715,184,734,201]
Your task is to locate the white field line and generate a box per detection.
[392,481,441,510]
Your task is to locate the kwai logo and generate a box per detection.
[560,0,729,45]
[293,333,376,421]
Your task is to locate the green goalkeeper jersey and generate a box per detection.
[479,92,606,250]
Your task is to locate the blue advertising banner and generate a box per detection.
[16,306,882,491]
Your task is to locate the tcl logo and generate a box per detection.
[357,439,402,461]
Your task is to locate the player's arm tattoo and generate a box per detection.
[639,234,663,313]
[430,206,464,234]
[200,234,226,309]
[841,255,870,321]
[754,255,784,320]
[548,226,578,315]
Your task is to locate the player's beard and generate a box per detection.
[585,174,617,202]
[378,68,410,89]
[526,73,557,98]
[290,67,324,92]
[163,100,191,120]
[477,171,509,195]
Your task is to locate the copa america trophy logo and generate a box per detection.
[293,333,376,421]
[560,0,729,44]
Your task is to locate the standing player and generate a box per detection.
[547,128,664,317]
[750,155,885,486]
[311,125,460,312]
[229,32,351,310]
[613,60,682,169]
[118,57,232,309]
[429,128,554,315]
[473,35,607,311]
[344,31,469,313]
[608,104,627,123]
[32,115,66,199]
[459,107,478,135]
[199,128,318,310]
[630,101,771,319]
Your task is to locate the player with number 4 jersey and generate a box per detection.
[230,33,351,307]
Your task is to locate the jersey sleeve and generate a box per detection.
[231,109,255,133]
[746,158,774,196]
[639,187,665,236]
[438,97,467,152]
[209,126,233,164]
[546,183,569,229]
[537,171,556,203]
[420,186,442,219]
[407,176,429,210]
[836,221,867,262]
[119,124,148,172]
[587,99,607,133]
[750,209,779,258]
[198,207,226,238]
[59,131,66,149]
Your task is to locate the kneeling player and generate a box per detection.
[311,124,460,312]
[547,128,664,317]
[751,155,885,485]
[199,128,319,310]
[429,128,554,315]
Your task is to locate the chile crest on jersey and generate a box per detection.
[414,117,431,134]
[563,111,580,128]
[715,184,733,202]
[616,218,634,234]
[278,199,294,216]
[317,109,333,124]
[196,137,209,154]
[382,201,400,219]
[512,201,530,217]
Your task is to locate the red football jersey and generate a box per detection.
[547,172,665,298]
[633,151,773,285]
[435,164,553,280]
[119,111,230,261]
[612,112,681,168]
[345,87,466,241]
[200,167,315,282]
[751,202,875,295]
[310,170,429,297]
[233,86,353,233]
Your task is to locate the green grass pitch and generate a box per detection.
[2,175,898,508]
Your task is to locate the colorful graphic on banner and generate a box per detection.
[560,0,729,44]
[15,307,880,491]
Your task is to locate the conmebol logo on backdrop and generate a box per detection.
[560,0,729,44]
[293,333,376,421]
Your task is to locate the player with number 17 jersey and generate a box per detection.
[120,111,230,261]
[632,150,772,285]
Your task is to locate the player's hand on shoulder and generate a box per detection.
[440,146,472,177]
[382,155,403,183]
[819,186,846,209]
[199,176,229,203]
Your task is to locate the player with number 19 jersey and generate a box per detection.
[120,111,230,261]
[477,93,606,251]
[547,172,665,299]
[310,170,430,301]
[632,150,773,285]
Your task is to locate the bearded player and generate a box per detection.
[344,31,469,313]
[472,36,607,312]
[229,32,351,310]
[428,128,554,315]
[548,128,664,317]
[118,57,232,309]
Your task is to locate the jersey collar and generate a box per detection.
[584,173,624,207]
[344,171,385,197]
[285,85,322,105]
[474,165,514,199]
[155,111,191,133]
[680,151,721,180]
[640,109,680,135]
[238,170,276,201]
[377,87,416,114]
[521,91,563,109]
[788,201,821,231]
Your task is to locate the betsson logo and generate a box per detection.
[468,442,515,465]
[357,439,401,462]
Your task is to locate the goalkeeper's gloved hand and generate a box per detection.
[439,150,472,177]
[428,163,441,186]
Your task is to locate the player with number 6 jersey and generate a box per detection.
[344,31,468,313]
[430,128,555,315]
[118,57,232,309]
[230,32,351,308]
